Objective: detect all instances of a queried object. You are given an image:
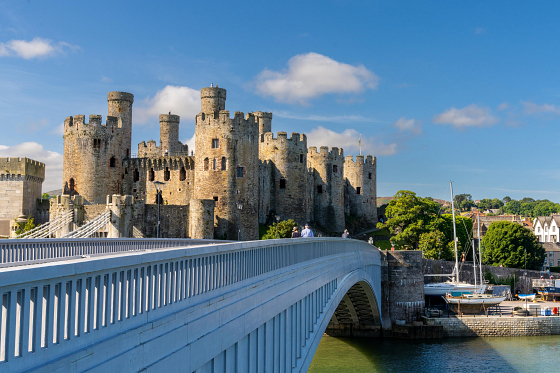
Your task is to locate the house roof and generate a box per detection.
[542,242,560,252]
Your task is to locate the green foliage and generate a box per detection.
[438,214,473,256]
[454,194,474,211]
[41,193,50,200]
[477,198,504,211]
[501,198,560,217]
[15,217,36,237]
[376,190,440,248]
[484,270,518,289]
[482,221,544,269]
[262,219,297,240]
[419,230,453,260]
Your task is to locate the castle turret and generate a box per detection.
[159,114,180,155]
[194,86,259,240]
[344,155,377,224]
[253,111,273,140]
[107,91,134,158]
[200,87,226,114]
[259,131,308,226]
[307,146,345,232]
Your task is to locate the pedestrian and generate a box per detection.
[342,229,349,238]
[301,223,314,238]
[291,226,301,238]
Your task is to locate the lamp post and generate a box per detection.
[275,215,280,239]
[237,202,243,241]
[153,181,165,238]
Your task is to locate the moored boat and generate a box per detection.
[444,293,506,314]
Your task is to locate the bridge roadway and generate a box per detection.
[0,237,381,372]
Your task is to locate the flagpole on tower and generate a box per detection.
[359,134,362,155]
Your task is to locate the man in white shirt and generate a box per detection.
[301,224,314,238]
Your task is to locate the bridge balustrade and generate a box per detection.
[0,238,228,266]
[0,238,378,372]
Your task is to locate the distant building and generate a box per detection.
[468,212,526,240]
[542,242,560,268]
[533,216,560,243]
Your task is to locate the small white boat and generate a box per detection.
[444,293,506,314]
[517,294,536,301]
[425,282,485,297]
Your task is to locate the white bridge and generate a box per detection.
[0,238,381,372]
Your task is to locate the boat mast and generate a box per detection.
[450,181,459,283]
[473,238,477,289]
[478,214,483,290]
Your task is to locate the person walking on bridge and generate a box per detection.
[291,226,301,238]
[342,229,350,238]
[301,224,314,238]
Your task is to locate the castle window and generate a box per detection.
[69,178,75,192]
[300,154,304,163]
[126,149,130,158]
[149,168,154,181]
[212,139,219,148]
[333,165,338,173]
[221,157,226,171]
[164,167,170,181]
[110,156,116,168]
[357,187,361,195]
[237,166,244,178]
[93,139,101,149]
[213,158,217,170]
[317,185,323,194]
[134,169,140,182]
[204,158,209,171]
[279,178,286,189]
[124,167,128,174]
[180,167,186,181]
[213,196,219,202]
[369,172,372,179]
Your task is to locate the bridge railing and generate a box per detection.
[0,238,379,371]
[0,238,230,266]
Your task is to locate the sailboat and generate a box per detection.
[424,182,483,297]
[443,213,506,313]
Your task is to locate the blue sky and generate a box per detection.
[0,1,559,202]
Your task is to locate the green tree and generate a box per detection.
[502,196,511,204]
[503,200,521,215]
[454,194,474,211]
[262,219,297,239]
[419,230,453,260]
[377,190,440,248]
[15,217,36,237]
[41,193,50,200]
[482,221,544,270]
[437,214,473,256]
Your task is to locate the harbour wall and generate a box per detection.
[430,316,560,337]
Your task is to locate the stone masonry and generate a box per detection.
[60,86,378,239]
[0,157,45,237]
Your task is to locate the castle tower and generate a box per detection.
[307,146,345,232]
[259,131,308,226]
[194,86,259,240]
[63,92,133,204]
[107,91,134,158]
[159,114,180,155]
[253,111,273,140]
[344,155,377,224]
[0,157,45,237]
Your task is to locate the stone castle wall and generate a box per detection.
[259,131,308,226]
[307,146,345,232]
[344,155,377,224]
[0,157,45,236]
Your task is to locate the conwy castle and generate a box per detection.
[1,86,377,239]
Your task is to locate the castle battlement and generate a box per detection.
[0,157,45,179]
[308,146,344,160]
[345,154,376,166]
[64,115,122,134]
[107,91,134,103]
[261,131,307,145]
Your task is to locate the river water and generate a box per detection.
[309,335,560,372]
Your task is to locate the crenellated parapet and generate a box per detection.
[0,157,45,180]
[64,115,123,138]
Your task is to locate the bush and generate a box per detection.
[262,219,297,240]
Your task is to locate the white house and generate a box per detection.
[533,216,560,243]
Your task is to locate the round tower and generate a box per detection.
[159,114,180,155]
[253,111,273,139]
[107,91,134,158]
[200,87,226,114]
[344,155,377,224]
[193,86,259,240]
[307,146,345,232]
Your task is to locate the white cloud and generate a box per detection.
[255,52,379,104]
[49,123,64,136]
[497,102,509,111]
[0,38,79,59]
[135,85,201,125]
[522,101,560,116]
[392,117,422,135]
[433,104,499,129]
[0,142,63,192]
[183,134,196,155]
[101,76,113,83]
[307,126,397,156]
